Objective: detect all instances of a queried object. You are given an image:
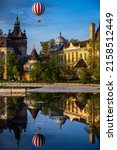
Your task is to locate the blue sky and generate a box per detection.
[0,0,100,54]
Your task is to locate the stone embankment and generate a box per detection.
[0,82,100,93]
[0,88,26,96]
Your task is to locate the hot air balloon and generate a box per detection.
[32,2,45,16]
[32,134,45,148]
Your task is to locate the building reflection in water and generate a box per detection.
[63,93,100,144]
[0,93,100,148]
[0,97,27,148]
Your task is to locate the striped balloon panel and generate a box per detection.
[32,2,45,15]
[32,134,45,147]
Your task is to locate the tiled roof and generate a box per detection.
[64,40,89,48]
[29,48,39,60]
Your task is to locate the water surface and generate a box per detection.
[0,93,100,150]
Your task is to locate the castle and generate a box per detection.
[0,15,100,80]
[0,15,27,79]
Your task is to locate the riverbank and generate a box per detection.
[27,84,100,93]
[0,83,100,94]
[0,88,26,96]
[0,82,99,88]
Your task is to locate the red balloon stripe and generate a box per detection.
[32,2,45,15]
[32,134,45,147]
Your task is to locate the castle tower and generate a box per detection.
[90,23,95,40]
[95,24,100,40]
[89,126,95,144]
[8,15,27,61]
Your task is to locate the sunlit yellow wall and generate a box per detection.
[63,43,89,66]
[0,97,8,119]
[59,23,100,67]
[0,47,8,79]
[63,96,100,125]
[64,97,88,122]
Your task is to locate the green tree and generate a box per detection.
[29,53,77,83]
[59,63,76,81]
[78,67,92,84]
[7,52,23,80]
[29,62,41,81]
[87,38,100,83]
[40,41,49,54]
[40,39,54,55]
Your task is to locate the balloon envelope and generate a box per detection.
[32,2,45,16]
[32,134,45,147]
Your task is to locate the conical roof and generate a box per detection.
[30,48,39,60]
[75,59,87,68]
[28,108,39,120]
[75,101,87,110]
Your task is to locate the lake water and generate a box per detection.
[0,93,100,150]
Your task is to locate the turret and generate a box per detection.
[90,23,95,40]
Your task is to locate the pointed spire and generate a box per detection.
[60,32,62,37]
[15,15,20,25]
[8,29,11,33]
[30,47,39,60]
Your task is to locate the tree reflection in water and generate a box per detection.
[0,93,100,149]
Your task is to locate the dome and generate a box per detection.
[54,116,66,126]
[55,33,66,46]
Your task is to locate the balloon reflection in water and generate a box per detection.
[32,133,45,148]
